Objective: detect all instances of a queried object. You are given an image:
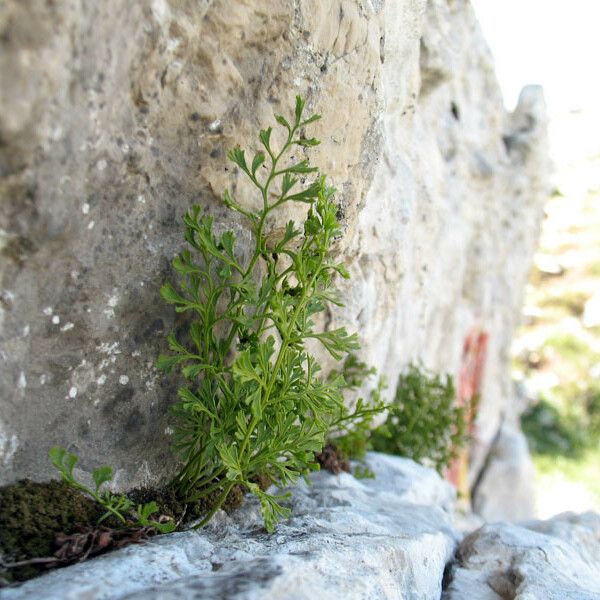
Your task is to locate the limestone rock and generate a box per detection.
[0,453,458,600]
[444,512,600,600]
[0,0,549,496]
[471,423,536,522]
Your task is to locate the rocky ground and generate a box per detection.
[2,453,599,600]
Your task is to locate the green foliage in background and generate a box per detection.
[371,363,469,473]
[159,97,382,532]
[328,355,386,478]
[49,447,175,533]
[521,398,587,457]
[521,384,600,458]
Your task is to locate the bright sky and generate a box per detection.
[471,1,600,167]
[471,0,600,115]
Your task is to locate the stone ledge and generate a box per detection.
[0,454,458,600]
[444,511,600,600]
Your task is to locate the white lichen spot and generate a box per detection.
[164,426,174,435]
[17,371,27,389]
[87,220,95,230]
[208,119,222,132]
[108,295,119,308]
[94,398,100,407]
[71,270,80,280]
[140,281,144,287]
[40,374,48,385]
[137,195,146,204]
[52,315,60,325]
[82,203,90,215]
[97,341,121,356]
[22,324,30,337]
[97,374,107,385]
[119,375,129,385]
[97,159,107,171]
[132,350,141,357]
[61,322,74,332]
[68,386,78,398]
[151,0,170,22]
[0,420,19,468]
[43,306,53,316]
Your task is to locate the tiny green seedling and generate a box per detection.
[49,447,175,533]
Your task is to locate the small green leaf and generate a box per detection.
[281,173,298,196]
[259,127,273,151]
[295,137,320,147]
[282,160,318,175]
[334,263,350,279]
[248,387,263,420]
[227,147,249,173]
[154,521,176,534]
[49,446,67,471]
[251,152,266,175]
[294,96,305,124]
[275,114,291,130]
[160,283,187,306]
[302,114,321,125]
[92,466,113,493]
[157,354,180,373]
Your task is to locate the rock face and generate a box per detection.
[444,512,600,600]
[0,454,459,600]
[0,0,549,501]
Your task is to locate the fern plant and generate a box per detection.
[159,97,378,531]
[371,363,469,473]
[326,355,386,478]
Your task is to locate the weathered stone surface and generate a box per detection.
[0,0,549,500]
[471,423,536,522]
[0,453,458,600]
[444,512,600,600]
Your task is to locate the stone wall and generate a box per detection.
[0,0,548,507]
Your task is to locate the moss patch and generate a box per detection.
[127,482,245,524]
[0,478,254,585]
[0,479,104,583]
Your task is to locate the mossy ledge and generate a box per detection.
[0,478,254,585]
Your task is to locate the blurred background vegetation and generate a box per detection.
[474,0,600,520]
[513,136,600,516]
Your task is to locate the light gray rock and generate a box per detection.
[0,0,549,510]
[444,512,600,600]
[0,453,458,600]
[471,423,536,522]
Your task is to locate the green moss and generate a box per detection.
[0,476,259,584]
[0,479,104,582]
[127,483,245,523]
